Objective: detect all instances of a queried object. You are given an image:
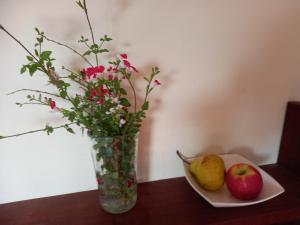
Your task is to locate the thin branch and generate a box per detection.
[83,0,99,66]
[0,25,61,86]
[42,35,93,66]
[62,67,88,89]
[125,74,137,113]
[0,122,75,139]
[16,102,47,107]
[0,25,39,62]
[7,88,62,99]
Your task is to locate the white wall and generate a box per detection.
[1,0,300,204]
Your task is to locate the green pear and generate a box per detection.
[190,154,225,191]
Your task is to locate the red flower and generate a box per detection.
[90,88,98,98]
[120,53,127,59]
[82,66,105,79]
[123,60,138,73]
[107,66,113,72]
[108,74,113,80]
[123,60,131,68]
[96,177,103,185]
[127,178,134,188]
[100,86,110,96]
[154,79,161,86]
[49,99,56,109]
[89,85,110,104]
[96,65,105,73]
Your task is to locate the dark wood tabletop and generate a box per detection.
[2,102,300,225]
[1,164,300,225]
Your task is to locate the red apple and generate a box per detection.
[226,163,263,200]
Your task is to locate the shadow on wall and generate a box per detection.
[129,63,171,182]
[183,6,300,163]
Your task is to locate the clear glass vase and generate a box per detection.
[90,135,137,214]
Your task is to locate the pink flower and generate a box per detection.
[120,53,127,59]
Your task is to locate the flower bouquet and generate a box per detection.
[0,0,160,213]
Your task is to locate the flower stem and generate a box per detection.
[0,123,75,139]
[125,74,137,113]
[16,102,47,107]
[7,88,62,99]
[42,34,93,66]
[83,0,99,66]
[0,25,38,62]
[0,25,60,86]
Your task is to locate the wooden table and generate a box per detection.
[1,164,300,225]
[1,101,300,225]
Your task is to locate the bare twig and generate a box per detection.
[42,35,93,66]
[7,88,61,99]
[125,74,137,113]
[0,25,61,87]
[0,25,38,62]
[0,122,75,139]
[83,0,99,66]
[62,67,88,89]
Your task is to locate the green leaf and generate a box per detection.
[99,49,109,53]
[28,64,38,76]
[119,88,127,95]
[34,49,39,57]
[100,35,112,42]
[45,125,54,135]
[20,65,27,74]
[60,90,67,99]
[46,61,52,68]
[35,27,40,34]
[37,37,43,43]
[65,125,75,134]
[76,1,85,10]
[72,95,80,107]
[83,50,91,56]
[90,44,98,49]
[120,98,131,107]
[40,51,52,60]
[142,101,149,110]
[26,56,34,62]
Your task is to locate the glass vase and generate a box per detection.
[90,135,137,214]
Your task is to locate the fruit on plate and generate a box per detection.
[189,154,226,191]
[226,163,263,200]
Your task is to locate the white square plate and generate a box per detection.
[183,153,285,207]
